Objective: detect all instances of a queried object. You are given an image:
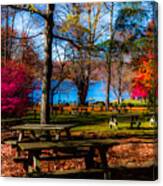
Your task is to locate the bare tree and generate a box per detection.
[1,6,17,64]
[104,2,114,111]
[111,62,133,104]
[50,42,70,114]
[58,3,108,105]
[9,4,100,122]
[8,5,54,124]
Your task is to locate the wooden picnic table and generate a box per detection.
[70,107,89,115]
[11,124,76,142]
[11,137,155,178]
[15,138,120,179]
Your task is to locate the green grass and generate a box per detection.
[4,111,157,139]
[70,121,157,137]
[122,99,147,106]
[45,112,157,138]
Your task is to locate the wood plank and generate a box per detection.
[17,139,118,151]
[14,152,88,162]
[17,138,155,151]
[4,140,17,145]
[11,124,76,131]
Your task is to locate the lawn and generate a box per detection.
[2,110,157,139]
[20,111,157,139]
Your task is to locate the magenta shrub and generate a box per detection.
[1,61,33,117]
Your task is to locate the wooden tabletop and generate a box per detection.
[18,138,119,151]
[17,138,156,151]
[11,124,76,131]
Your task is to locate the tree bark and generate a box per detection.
[77,79,89,105]
[105,54,112,111]
[5,6,9,64]
[9,10,16,60]
[40,4,55,124]
[50,90,54,115]
[105,2,114,111]
[117,61,123,105]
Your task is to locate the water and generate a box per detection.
[31,80,130,104]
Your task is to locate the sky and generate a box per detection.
[4,1,155,61]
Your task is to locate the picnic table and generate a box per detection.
[71,107,88,115]
[11,124,76,142]
[14,138,120,179]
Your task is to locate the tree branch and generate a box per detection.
[53,33,105,53]
[52,33,82,50]
[11,32,43,40]
[9,5,47,19]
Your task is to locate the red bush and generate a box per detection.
[1,61,33,117]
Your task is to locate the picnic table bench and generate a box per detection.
[71,107,89,116]
[79,107,89,115]
[11,124,76,142]
[28,169,105,179]
[1,118,24,131]
[13,139,120,179]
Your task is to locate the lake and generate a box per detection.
[31,80,130,104]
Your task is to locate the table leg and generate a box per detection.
[31,130,37,140]
[65,128,71,139]
[28,150,41,173]
[18,131,24,142]
[33,154,40,172]
[85,146,95,169]
[43,130,52,141]
[55,130,60,140]
[15,145,21,157]
[98,146,110,179]
[27,151,34,173]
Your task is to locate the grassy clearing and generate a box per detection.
[122,99,147,106]
[44,112,157,138]
[70,121,157,138]
[3,111,157,138]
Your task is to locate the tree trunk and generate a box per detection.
[105,2,114,111]
[40,5,55,124]
[105,54,112,111]
[9,10,16,60]
[77,79,89,105]
[117,61,123,105]
[50,90,54,115]
[5,6,9,64]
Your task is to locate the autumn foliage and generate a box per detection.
[1,61,33,117]
[131,52,156,98]
[131,20,157,99]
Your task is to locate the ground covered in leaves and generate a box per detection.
[1,139,157,177]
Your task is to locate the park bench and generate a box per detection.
[13,139,119,179]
